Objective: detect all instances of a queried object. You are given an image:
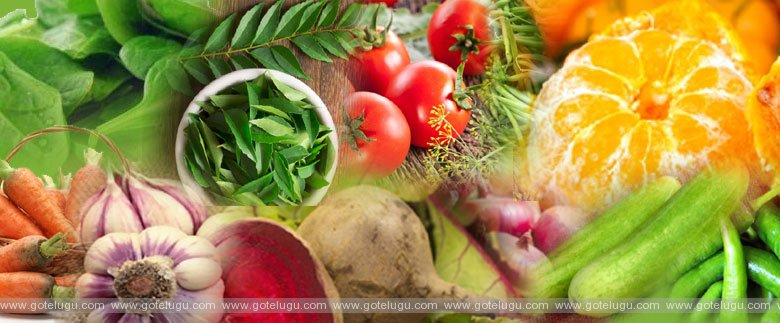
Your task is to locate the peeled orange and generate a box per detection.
[526,0,759,212]
[746,57,780,206]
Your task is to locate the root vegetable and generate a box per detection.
[0,160,76,242]
[54,273,80,288]
[0,272,72,300]
[298,186,480,323]
[65,148,107,225]
[532,206,588,253]
[201,216,342,323]
[0,234,68,273]
[42,175,66,212]
[461,197,540,237]
[0,194,43,239]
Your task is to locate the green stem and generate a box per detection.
[754,185,780,211]
[39,233,69,259]
[183,27,359,60]
[51,286,75,299]
[0,160,14,180]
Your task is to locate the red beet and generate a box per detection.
[206,218,342,323]
[532,206,588,253]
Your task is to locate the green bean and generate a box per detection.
[721,218,748,323]
[756,203,780,258]
[690,281,723,323]
[745,247,780,296]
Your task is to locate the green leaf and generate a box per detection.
[274,1,308,39]
[225,158,251,184]
[297,162,317,179]
[249,47,284,71]
[0,36,93,115]
[96,0,144,44]
[141,0,217,37]
[224,109,255,162]
[250,116,294,136]
[297,0,326,32]
[428,201,512,298]
[280,145,308,164]
[183,58,212,84]
[197,116,223,173]
[230,55,257,70]
[204,13,236,53]
[68,0,100,17]
[306,170,329,189]
[256,142,272,174]
[207,58,232,77]
[251,104,291,121]
[163,58,192,95]
[256,98,304,114]
[301,109,319,144]
[234,172,274,195]
[273,153,298,202]
[253,0,284,44]
[270,45,309,80]
[210,95,247,108]
[0,10,28,29]
[317,0,340,27]
[42,17,119,59]
[291,35,332,62]
[314,32,347,59]
[0,51,68,176]
[186,114,211,171]
[258,182,280,204]
[270,76,308,101]
[250,131,299,144]
[120,36,182,80]
[338,3,362,28]
[231,3,264,48]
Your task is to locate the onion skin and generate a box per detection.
[532,206,588,253]
[462,197,541,237]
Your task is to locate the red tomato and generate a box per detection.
[348,31,410,94]
[339,92,411,179]
[427,0,493,75]
[384,61,471,148]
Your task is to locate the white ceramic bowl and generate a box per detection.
[175,69,338,206]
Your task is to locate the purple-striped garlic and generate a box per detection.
[76,226,224,323]
[78,174,207,243]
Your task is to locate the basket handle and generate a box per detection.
[5,125,133,174]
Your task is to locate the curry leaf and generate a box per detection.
[204,13,236,53]
[250,116,294,136]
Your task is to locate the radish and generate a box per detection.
[532,206,588,253]
[200,215,342,323]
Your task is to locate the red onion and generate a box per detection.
[532,206,588,253]
[462,197,541,237]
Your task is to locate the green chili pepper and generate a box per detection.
[720,218,748,323]
[670,252,725,298]
[756,203,780,258]
[690,281,723,323]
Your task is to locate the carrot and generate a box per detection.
[54,273,80,288]
[42,175,66,212]
[0,272,72,304]
[0,234,68,273]
[0,194,43,239]
[0,160,77,243]
[64,149,106,226]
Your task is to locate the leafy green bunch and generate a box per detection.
[186,73,333,206]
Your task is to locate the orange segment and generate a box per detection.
[747,57,780,182]
[526,0,758,213]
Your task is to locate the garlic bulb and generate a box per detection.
[77,226,224,323]
[78,174,207,243]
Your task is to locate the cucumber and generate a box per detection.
[530,176,682,298]
[568,166,749,317]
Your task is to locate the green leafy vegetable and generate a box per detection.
[42,17,119,59]
[185,73,332,205]
[140,0,218,37]
[0,51,69,175]
[96,0,146,44]
[179,0,382,82]
[120,35,183,79]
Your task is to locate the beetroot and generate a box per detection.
[532,206,588,253]
[203,217,342,323]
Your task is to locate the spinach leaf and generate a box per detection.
[68,0,101,17]
[96,0,147,44]
[141,0,217,36]
[0,51,68,176]
[120,35,182,80]
[42,17,119,59]
[0,36,93,115]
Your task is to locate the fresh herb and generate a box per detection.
[179,0,385,82]
[185,73,332,205]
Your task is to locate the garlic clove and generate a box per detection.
[86,307,138,323]
[79,177,143,243]
[85,232,142,275]
[170,235,218,265]
[174,258,223,291]
[138,226,188,258]
[75,273,116,298]
[125,176,207,235]
[196,209,255,242]
[174,280,225,323]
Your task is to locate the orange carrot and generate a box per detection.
[0,272,71,302]
[54,273,80,288]
[0,161,77,243]
[0,194,43,239]
[42,175,66,212]
[64,149,106,225]
[0,234,68,273]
